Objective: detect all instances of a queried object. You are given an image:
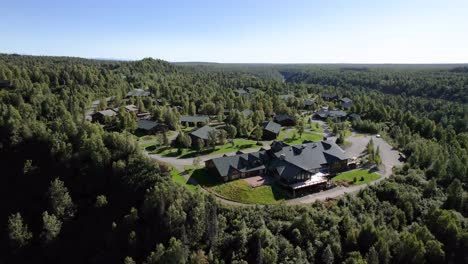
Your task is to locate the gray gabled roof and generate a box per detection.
[138,120,158,130]
[242,109,253,117]
[315,109,347,118]
[126,89,151,97]
[275,114,295,123]
[270,141,348,179]
[341,102,353,109]
[279,94,295,100]
[322,93,338,99]
[262,121,281,134]
[95,109,118,117]
[189,125,218,140]
[210,150,268,177]
[304,99,315,106]
[348,113,361,120]
[341,97,352,103]
[328,110,347,118]
[235,89,248,95]
[208,140,348,180]
[180,115,209,123]
[125,104,139,112]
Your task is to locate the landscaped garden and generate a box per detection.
[331,169,380,185]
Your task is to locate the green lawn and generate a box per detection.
[187,167,286,204]
[302,116,324,133]
[283,131,323,145]
[180,126,195,132]
[277,129,288,141]
[170,167,198,192]
[148,138,260,158]
[332,169,380,185]
[211,180,286,204]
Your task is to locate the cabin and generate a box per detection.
[180,115,209,127]
[205,150,269,182]
[124,104,139,113]
[261,121,281,140]
[341,98,353,109]
[242,109,253,118]
[206,141,349,191]
[189,125,219,145]
[137,120,167,134]
[269,141,349,186]
[274,114,296,126]
[91,109,118,123]
[124,104,150,120]
[313,109,347,121]
[322,94,338,101]
[348,113,361,121]
[279,94,295,100]
[303,99,315,109]
[235,87,260,98]
[125,89,151,98]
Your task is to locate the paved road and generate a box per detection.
[286,134,402,205]
[145,128,403,206]
[148,148,262,171]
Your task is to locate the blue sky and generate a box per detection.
[1,0,467,63]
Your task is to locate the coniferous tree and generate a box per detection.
[7,212,33,249]
[41,211,62,243]
[48,178,75,220]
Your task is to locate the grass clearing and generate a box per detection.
[170,167,198,192]
[332,169,380,185]
[210,180,286,204]
[302,116,324,133]
[187,167,287,204]
[283,131,323,145]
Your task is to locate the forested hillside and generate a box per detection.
[280,65,468,103]
[0,54,466,264]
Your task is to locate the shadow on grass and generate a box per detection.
[238,144,255,149]
[188,168,221,187]
[134,130,148,137]
[270,184,290,200]
[178,148,213,159]
[145,145,157,151]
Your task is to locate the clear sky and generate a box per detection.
[1,0,468,63]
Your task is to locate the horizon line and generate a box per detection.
[2,52,468,65]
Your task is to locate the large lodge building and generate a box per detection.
[205,140,349,194]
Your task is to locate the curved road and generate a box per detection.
[146,132,402,206]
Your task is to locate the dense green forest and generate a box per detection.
[0,54,467,264]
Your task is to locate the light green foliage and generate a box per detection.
[7,213,33,248]
[41,211,62,243]
[48,178,75,219]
